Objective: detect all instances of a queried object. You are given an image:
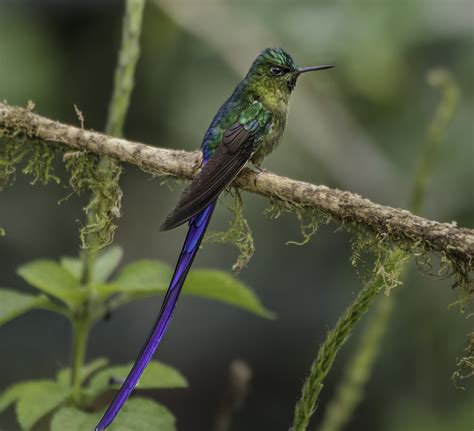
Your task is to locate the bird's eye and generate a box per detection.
[270,66,284,76]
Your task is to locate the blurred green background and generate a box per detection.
[0,0,473,430]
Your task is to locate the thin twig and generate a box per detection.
[214,359,252,431]
[105,0,145,137]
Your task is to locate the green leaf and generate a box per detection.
[111,398,176,431]
[17,260,85,308]
[17,382,71,430]
[60,257,83,280]
[0,381,31,413]
[86,360,187,399]
[95,260,173,297]
[0,380,71,430]
[112,260,173,292]
[51,398,176,431]
[97,261,273,318]
[56,357,109,387]
[0,288,46,327]
[184,269,275,318]
[60,246,123,284]
[93,246,123,283]
[50,406,97,431]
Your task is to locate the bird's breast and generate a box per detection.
[251,113,287,166]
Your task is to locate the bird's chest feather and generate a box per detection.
[251,98,288,166]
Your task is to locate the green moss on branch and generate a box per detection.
[205,190,255,273]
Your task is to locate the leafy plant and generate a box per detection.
[0,246,273,430]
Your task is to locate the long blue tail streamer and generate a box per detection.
[95,202,216,430]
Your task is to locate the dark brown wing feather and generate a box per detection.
[160,123,255,231]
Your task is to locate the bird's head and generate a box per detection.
[246,47,333,100]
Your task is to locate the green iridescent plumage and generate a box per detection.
[201,48,297,166]
[162,48,334,230]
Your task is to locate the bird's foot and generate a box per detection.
[192,152,203,173]
[250,165,268,186]
[251,164,268,173]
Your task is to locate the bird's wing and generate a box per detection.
[161,105,271,231]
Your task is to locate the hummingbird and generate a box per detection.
[95,47,333,430]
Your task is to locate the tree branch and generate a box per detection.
[0,102,473,267]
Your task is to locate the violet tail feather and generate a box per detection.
[95,202,216,431]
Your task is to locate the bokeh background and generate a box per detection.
[1,0,473,430]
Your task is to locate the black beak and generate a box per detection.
[296,65,334,74]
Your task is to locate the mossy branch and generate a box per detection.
[0,102,472,273]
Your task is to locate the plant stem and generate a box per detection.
[317,294,394,431]
[105,0,145,137]
[71,317,91,403]
[213,359,252,431]
[80,0,145,285]
[72,0,145,402]
[315,69,460,431]
[410,69,459,212]
[291,249,407,431]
